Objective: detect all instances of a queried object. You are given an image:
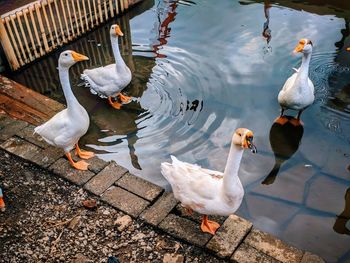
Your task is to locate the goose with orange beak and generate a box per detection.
[81,24,132,110]
[161,128,257,235]
[277,38,315,125]
[34,50,94,170]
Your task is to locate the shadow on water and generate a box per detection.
[262,116,304,185]
[333,188,350,235]
[262,0,272,54]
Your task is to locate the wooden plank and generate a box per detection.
[23,9,40,58]
[53,0,67,43]
[65,0,75,36]
[81,0,89,31]
[0,75,64,125]
[109,0,114,17]
[71,0,80,35]
[16,12,34,62]
[41,1,56,48]
[34,3,50,52]
[115,0,119,15]
[92,0,99,25]
[76,0,84,33]
[97,0,103,23]
[47,0,60,45]
[4,17,24,66]
[9,14,28,63]
[87,0,93,26]
[104,0,108,20]
[120,0,125,12]
[0,19,20,70]
[59,0,71,40]
[124,0,129,9]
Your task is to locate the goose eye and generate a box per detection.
[65,53,68,56]
[238,133,242,136]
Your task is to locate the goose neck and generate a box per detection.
[297,52,311,82]
[111,36,126,72]
[223,143,244,194]
[58,66,79,110]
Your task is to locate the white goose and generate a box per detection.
[81,24,132,109]
[277,38,315,125]
[161,128,257,235]
[34,50,94,170]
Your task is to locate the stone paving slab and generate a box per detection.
[300,252,325,263]
[49,158,95,186]
[116,172,163,202]
[207,215,253,258]
[245,228,303,263]
[159,214,212,247]
[140,192,178,226]
[84,162,127,196]
[231,243,280,263]
[0,137,41,160]
[102,186,150,217]
[31,146,64,168]
[0,118,28,142]
[87,156,110,174]
[16,124,48,149]
[174,203,226,225]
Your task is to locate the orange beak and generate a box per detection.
[347,47,350,51]
[71,51,89,62]
[115,26,124,37]
[294,43,304,53]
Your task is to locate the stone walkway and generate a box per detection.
[0,76,325,262]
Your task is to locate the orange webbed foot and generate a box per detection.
[0,197,5,210]
[274,116,289,125]
[75,144,94,160]
[72,160,89,171]
[201,215,220,235]
[118,93,132,103]
[108,96,122,109]
[75,149,94,160]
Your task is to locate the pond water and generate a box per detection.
[4,0,350,261]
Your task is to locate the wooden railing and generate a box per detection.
[0,0,139,71]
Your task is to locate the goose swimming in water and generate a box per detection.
[161,128,257,235]
[34,50,94,170]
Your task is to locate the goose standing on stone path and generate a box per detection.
[34,50,94,170]
[161,128,257,235]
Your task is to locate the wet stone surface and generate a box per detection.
[116,172,163,202]
[31,146,64,168]
[0,116,28,142]
[101,186,150,217]
[159,214,212,247]
[140,192,178,226]
[0,150,225,263]
[84,162,126,196]
[245,228,303,263]
[207,215,252,258]
[0,137,41,161]
[231,243,280,263]
[16,124,49,149]
[49,158,95,186]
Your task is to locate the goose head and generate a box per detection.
[59,50,89,68]
[294,38,313,54]
[232,128,257,153]
[110,24,124,38]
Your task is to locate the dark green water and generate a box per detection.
[5,0,350,261]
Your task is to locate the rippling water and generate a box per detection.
[5,0,350,261]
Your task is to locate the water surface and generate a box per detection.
[5,0,350,261]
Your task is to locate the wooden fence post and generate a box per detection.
[0,19,20,70]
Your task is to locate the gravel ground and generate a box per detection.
[0,150,226,263]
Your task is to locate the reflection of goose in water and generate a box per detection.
[333,188,350,235]
[262,116,303,185]
[262,0,272,54]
